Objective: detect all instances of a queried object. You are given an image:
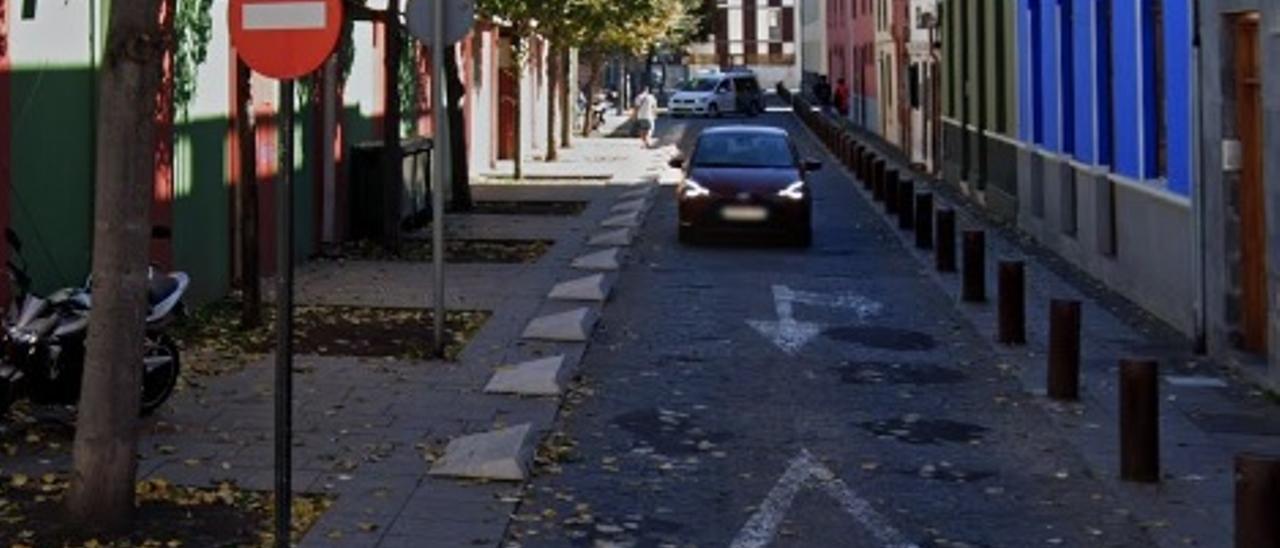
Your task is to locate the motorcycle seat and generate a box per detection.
[147,274,180,306]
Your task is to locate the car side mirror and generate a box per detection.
[804,159,823,171]
[668,157,685,169]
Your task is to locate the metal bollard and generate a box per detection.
[886,169,900,215]
[872,160,887,202]
[1236,453,1280,547]
[860,150,872,187]
[897,179,915,230]
[1120,358,1160,483]
[962,230,986,302]
[936,208,957,272]
[1047,299,1082,400]
[997,261,1026,344]
[915,193,933,249]
[854,146,867,183]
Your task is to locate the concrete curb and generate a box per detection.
[548,273,611,302]
[588,228,634,247]
[483,356,566,396]
[521,307,598,342]
[571,247,623,271]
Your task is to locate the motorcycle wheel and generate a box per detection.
[140,334,180,416]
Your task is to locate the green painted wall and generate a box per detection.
[10,67,95,292]
[172,117,231,304]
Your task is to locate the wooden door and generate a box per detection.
[1234,14,1267,352]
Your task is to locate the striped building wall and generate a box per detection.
[823,0,879,129]
[695,0,802,88]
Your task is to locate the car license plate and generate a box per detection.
[721,206,768,222]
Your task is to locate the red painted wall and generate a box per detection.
[150,0,176,269]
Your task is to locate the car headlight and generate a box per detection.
[682,179,711,199]
[777,181,806,200]
[697,96,710,103]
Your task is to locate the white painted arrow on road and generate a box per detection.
[746,285,883,355]
[731,449,918,548]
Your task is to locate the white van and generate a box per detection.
[668,71,765,118]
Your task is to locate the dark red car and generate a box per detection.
[670,126,821,246]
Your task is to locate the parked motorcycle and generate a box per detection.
[0,229,187,416]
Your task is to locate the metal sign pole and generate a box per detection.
[274,78,295,548]
[431,0,448,357]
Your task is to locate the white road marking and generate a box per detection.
[242,1,327,31]
[746,285,883,354]
[731,449,918,548]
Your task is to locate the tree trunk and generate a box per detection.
[581,55,603,138]
[382,5,403,250]
[236,60,261,328]
[67,0,167,533]
[560,48,572,149]
[512,36,524,180]
[445,43,472,211]
[545,44,559,162]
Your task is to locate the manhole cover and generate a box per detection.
[824,326,938,351]
[835,362,968,385]
[611,408,733,455]
[858,417,989,445]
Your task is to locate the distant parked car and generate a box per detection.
[669,126,820,246]
[668,71,765,118]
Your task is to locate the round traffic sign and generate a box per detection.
[406,0,475,46]
[230,0,343,79]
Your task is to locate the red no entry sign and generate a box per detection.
[229,0,343,79]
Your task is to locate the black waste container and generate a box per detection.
[348,138,433,242]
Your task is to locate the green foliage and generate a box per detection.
[173,0,215,116]
[398,36,420,137]
[478,0,705,64]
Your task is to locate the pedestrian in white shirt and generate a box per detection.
[633,87,659,149]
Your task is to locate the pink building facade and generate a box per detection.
[826,0,878,129]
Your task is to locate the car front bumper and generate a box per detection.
[678,194,811,236]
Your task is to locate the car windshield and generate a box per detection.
[692,133,794,168]
[682,79,719,92]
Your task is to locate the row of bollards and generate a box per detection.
[792,94,1280,548]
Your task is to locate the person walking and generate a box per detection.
[633,86,659,149]
[813,75,832,113]
[834,78,850,117]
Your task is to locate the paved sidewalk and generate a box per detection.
[802,109,1280,548]
[0,129,677,547]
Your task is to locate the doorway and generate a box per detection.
[1232,13,1266,353]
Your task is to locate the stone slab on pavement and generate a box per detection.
[618,185,656,200]
[611,198,649,214]
[483,356,566,396]
[572,247,622,271]
[521,307,597,342]
[600,211,642,229]
[588,228,633,247]
[547,273,611,302]
[427,423,534,481]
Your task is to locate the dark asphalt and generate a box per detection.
[505,109,1161,547]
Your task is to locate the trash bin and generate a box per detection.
[348,138,433,241]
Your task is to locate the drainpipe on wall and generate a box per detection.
[1191,1,1207,354]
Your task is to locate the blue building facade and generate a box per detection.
[1013,0,1199,335]
[1018,0,1193,194]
